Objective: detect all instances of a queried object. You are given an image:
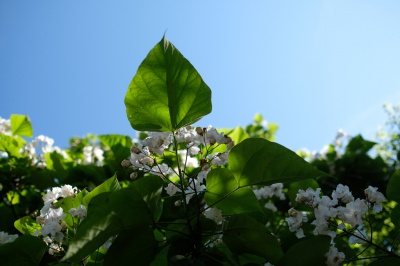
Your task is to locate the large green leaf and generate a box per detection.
[63,186,154,262]
[276,235,331,266]
[129,175,164,221]
[204,168,262,215]
[82,173,121,206]
[369,257,400,266]
[103,227,157,266]
[229,138,329,187]
[125,36,212,132]
[391,204,400,228]
[10,114,33,137]
[387,170,400,202]
[222,214,283,264]
[0,235,47,266]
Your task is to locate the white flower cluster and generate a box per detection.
[83,145,104,166]
[286,184,386,266]
[0,231,18,245]
[35,184,85,255]
[0,117,12,136]
[20,135,68,167]
[253,183,285,212]
[122,125,233,180]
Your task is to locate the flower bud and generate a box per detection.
[130,172,138,180]
[196,127,204,136]
[130,146,141,154]
[208,137,217,146]
[121,159,132,168]
[174,200,181,207]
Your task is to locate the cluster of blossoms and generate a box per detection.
[20,135,68,167]
[122,125,233,179]
[122,125,233,225]
[35,184,86,255]
[82,145,104,166]
[285,184,385,265]
[253,183,285,212]
[0,117,11,136]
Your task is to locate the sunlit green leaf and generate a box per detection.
[14,216,41,235]
[82,173,121,206]
[229,138,329,187]
[0,134,26,158]
[125,36,212,132]
[10,114,33,138]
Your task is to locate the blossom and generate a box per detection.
[203,207,224,224]
[325,244,345,266]
[0,231,18,245]
[69,204,87,220]
[364,186,385,213]
[285,208,305,238]
[165,183,181,196]
[332,184,354,204]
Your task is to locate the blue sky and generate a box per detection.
[1,1,400,152]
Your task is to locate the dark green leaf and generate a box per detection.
[0,235,47,266]
[129,175,164,221]
[103,227,157,266]
[387,170,400,202]
[223,214,283,264]
[368,257,400,266]
[391,204,400,228]
[346,134,376,154]
[229,138,329,187]
[10,114,33,138]
[276,235,331,266]
[63,186,154,262]
[204,168,262,215]
[125,36,212,131]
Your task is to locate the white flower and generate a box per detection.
[296,188,321,207]
[337,199,368,227]
[185,179,206,203]
[69,205,87,220]
[60,184,77,198]
[48,242,62,255]
[165,183,181,196]
[285,208,305,238]
[151,163,171,177]
[141,132,172,155]
[203,207,224,224]
[264,202,277,212]
[364,186,385,213]
[0,231,18,245]
[325,244,345,266]
[332,184,354,204]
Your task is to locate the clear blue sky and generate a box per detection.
[1,1,400,152]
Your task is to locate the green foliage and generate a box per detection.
[1,35,400,266]
[223,214,283,264]
[10,114,33,138]
[229,138,329,186]
[276,235,331,266]
[0,235,47,266]
[125,36,212,132]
